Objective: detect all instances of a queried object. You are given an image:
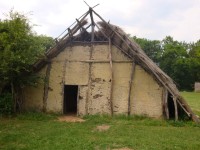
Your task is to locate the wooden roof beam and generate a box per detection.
[76,19,87,32]
[89,8,95,42]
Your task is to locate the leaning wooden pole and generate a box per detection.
[173,96,178,121]
[108,38,114,115]
[128,62,135,115]
[162,88,169,119]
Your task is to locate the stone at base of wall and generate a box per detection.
[195,82,200,92]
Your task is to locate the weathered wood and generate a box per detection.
[61,55,67,113]
[51,60,133,63]
[76,19,86,32]
[86,45,93,114]
[76,86,80,115]
[43,62,51,112]
[90,9,95,42]
[94,22,109,39]
[176,100,191,117]
[56,11,89,39]
[109,38,113,115]
[163,88,169,119]
[91,25,95,42]
[173,96,178,121]
[33,16,88,71]
[96,16,177,96]
[128,62,135,115]
[97,18,199,121]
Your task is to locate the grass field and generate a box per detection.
[181,91,200,116]
[0,92,200,150]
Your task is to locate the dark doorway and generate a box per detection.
[168,94,175,119]
[63,85,78,114]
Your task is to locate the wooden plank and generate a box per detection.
[43,62,51,112]
[128,62,136,115]
[109,38,113,115]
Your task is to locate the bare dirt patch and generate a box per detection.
[111,148,133,150]
[95,124,110,132]
[57,115,85,122]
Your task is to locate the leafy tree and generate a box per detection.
[133,35,200,90]
[159,36,200,90]
[132,36,162,63]
[188,40,200,83]
[0,10,54,113]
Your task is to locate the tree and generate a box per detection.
[159,36,200,90]
[132,35,200,90]
[132,36,162,63]
[0,10,54,113]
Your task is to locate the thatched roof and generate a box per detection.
[33,8,199,122]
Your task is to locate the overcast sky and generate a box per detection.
[0,0,200,42]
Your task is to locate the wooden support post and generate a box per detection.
[86,44,93,114]
[43,62,51,112]
[163,88,169,119]
[109,38,113,115]
[128,62,136,115]
[61,56,67,113]
[173,96,178,121]
[91,25,95,42]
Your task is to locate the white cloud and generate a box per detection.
[0,0,199,42]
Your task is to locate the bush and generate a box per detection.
[0,93,13,116]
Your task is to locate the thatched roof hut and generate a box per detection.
[23,8,199,122]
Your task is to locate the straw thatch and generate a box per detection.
[32,8,199,122]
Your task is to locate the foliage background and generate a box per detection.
[133,36,200,91]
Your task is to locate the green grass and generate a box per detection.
[1,113,200,150]
[0,92,200,150]
[181,91,200,116]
